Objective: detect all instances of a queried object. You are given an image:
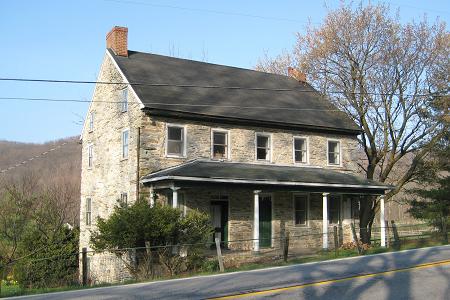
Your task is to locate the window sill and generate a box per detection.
[166,154,186,159]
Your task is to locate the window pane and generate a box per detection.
[121,89,128,112]
[294,138,306,151]
[257,148,267,160]
[295,151,305,163]
[168,127,182,141]
[168,140,182,155]
[257,136,268,148]
[213,145,226,158]
[123,131,129,158]
[213,132,226,145]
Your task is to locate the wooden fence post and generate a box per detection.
[334,226,339,257]
[351,223,362,255]
[385,220,390,248]
[391,220,400,250]
[82,247,88,286]
[283,232,290,262]
[215,238,225,272]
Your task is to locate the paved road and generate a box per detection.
[10,245,450,300]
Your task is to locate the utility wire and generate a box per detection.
[103,0,316,24]
[0,77,446,98]
[0,97,345,111]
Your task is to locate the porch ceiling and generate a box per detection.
[141,160,392,194]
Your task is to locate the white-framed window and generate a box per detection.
[293,137,308,164]
[327,140,341,165]
[211,129,229,160]
[88,144,93,168]
[293,194,309,226]
[122,129,129,159]
[121,88,128,112]
[328,194,342,224]
[85,198,92,226]
[120,192,128,205]
[256,133,271,161]
[89,112,94,132]
[166,124,186,157]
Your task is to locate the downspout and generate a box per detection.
[136,126,141,201]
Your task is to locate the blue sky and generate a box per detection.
[1,0,448,143]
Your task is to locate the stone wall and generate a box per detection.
[79,52,147,282]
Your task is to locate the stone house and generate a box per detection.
[80,26,391,282]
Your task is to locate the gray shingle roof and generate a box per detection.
[109,49,361,134]
[141,160,391,192]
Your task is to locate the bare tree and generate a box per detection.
[256,2,449,242]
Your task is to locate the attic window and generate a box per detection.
[121,88,128,112]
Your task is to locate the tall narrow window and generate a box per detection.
[294,194,308,225]
[121,88,128,112]
[88,144,93,168]
[122,130,129,159]
[85,198,92,226]
[256,134,270,161]
[212,131,228,159]
[167,125,185,156]
[120,192,128,205]
[328,140,340,165]
[328,195,341,224]
[89,112,94,132]
[294,137,307,163]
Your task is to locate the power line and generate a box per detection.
[103,0,316,24]
[0,97,345,112]
[0,77,446,98]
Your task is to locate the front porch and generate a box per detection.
[142,160,392,251]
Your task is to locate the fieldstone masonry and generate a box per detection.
[80,52,362,283]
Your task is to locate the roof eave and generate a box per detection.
[142,107,362,136]
[141,175,393,192]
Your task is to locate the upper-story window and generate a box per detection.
[122,130,129,159]
[88,144,93,168]
[121,88,128,112]
[256,133,271,161]
[212,130,229,160]
[328,140,341,165]
[85,198,92,226]
[166,125,185,157]
[293,137,308,164]
[89,112,94,132]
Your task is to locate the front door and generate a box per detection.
[259,195,272,248]
[211,201,229,247]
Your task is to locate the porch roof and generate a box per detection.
[141,160,392,193]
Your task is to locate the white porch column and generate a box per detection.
[171,186,180,208]
[149,187,155,207]
[380,195,386,247]
[322,193,329,250]
[253,190,261,252]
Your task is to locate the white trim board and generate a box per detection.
[141,175,391,191]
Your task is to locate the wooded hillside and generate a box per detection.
[0,136,81,225]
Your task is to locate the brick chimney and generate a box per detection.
[106,26,128,57]
[287,67,307,83]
